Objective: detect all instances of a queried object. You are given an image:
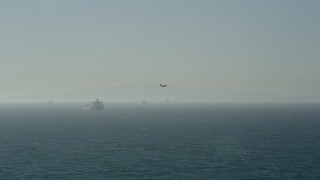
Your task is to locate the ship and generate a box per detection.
[86,99,104,110]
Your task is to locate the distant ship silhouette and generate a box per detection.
[86,99,104,110]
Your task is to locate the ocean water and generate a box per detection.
[0,103,320,179]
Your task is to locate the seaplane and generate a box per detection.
[160,83,167,87]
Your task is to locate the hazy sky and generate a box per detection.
[0,0,319,99]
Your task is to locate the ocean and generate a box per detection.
[0,103,320,179]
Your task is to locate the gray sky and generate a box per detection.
[0,0,320,100]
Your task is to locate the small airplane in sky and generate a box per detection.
[160,83,167,87]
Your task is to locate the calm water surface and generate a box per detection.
[0,103,320,179]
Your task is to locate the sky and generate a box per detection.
[0,0,319,101]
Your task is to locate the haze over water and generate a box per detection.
[1,0,320,179]
[1,0,320,102]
